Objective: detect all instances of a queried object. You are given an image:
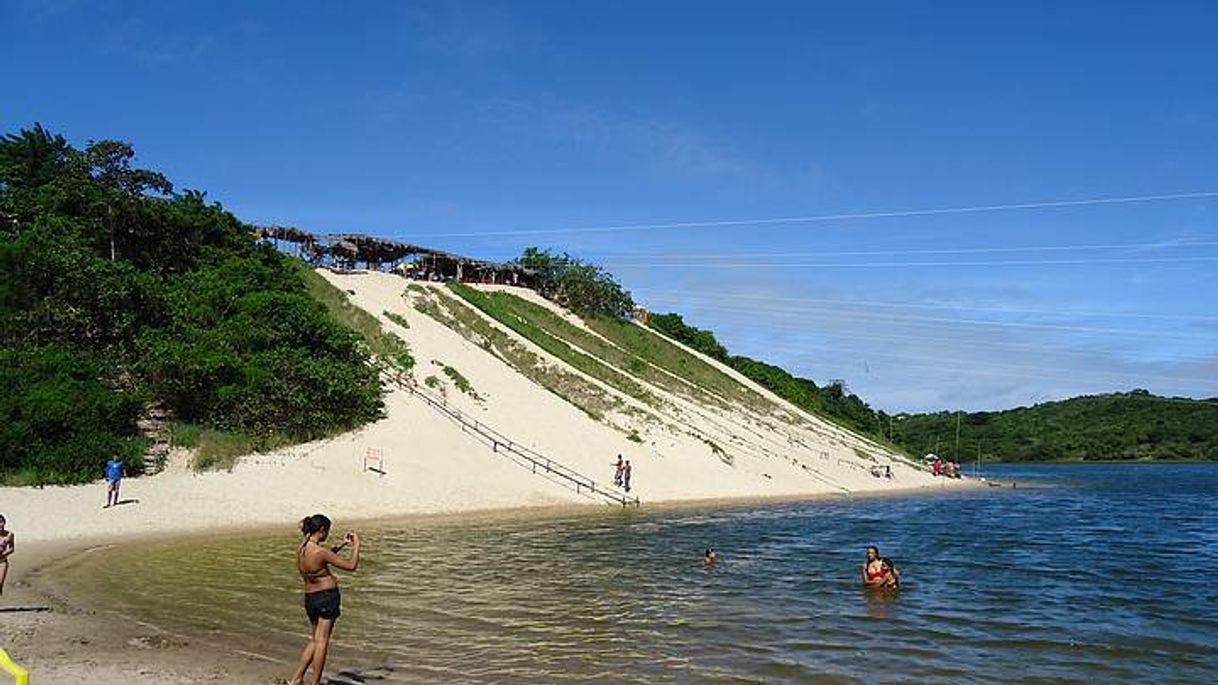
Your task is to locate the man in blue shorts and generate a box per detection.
[104,456,125,508]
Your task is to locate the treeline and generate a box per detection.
[1,125,386,484]
[646,312,884,436]
[891,391,1218,462]
[515,247,634,318]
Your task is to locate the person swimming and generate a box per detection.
[880,556,901,589]
[861,545,885,587]
[289,514,360,685]
[704,547,719,565]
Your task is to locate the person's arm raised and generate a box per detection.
[324,532,360,572]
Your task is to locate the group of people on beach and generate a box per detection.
[611,454,633,492]
[931,455,962,479]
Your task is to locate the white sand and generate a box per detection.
[0,269,973,683]
[1,269,966,548]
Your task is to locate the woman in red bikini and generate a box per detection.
[861,545,886,587]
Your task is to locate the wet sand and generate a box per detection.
[2,540,280,684]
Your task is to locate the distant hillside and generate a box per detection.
[891,391,1218,462]
[645,312,885,438]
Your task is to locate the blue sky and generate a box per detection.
[5,1,1216,412]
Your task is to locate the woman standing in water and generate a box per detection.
[861,545,885,587]
[289,514,360,685]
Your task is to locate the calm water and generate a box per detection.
[55,464,1218,683]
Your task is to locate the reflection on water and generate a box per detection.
[55,464,1218,683]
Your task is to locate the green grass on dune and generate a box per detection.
[297,266,415,371]
[171,422,295,472]
[409,285,625,421]
[445,283,659,408]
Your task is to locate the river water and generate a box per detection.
[54,464,1218,683]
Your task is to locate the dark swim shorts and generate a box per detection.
[304,587,341,622]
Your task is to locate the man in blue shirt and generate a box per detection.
[104,457,125,508]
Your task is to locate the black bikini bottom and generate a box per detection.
[304,587,341,622]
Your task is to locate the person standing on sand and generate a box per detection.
[290,514,360,685]
[623,460,633,492]
[104,456,125,508]
[613,454,624,486]
[0,514,13,595]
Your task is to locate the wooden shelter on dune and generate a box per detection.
[254,225,537,287]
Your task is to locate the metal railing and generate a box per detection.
[377,365,639,507]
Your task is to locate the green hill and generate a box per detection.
[890,391,1218,462]
[642,311,1217,463]
[5,124,1209,484]
[1,125,397,484]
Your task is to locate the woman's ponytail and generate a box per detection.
[300,513,331,536]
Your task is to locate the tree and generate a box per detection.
[515,247,634,317]
[81,139,173,261]
[0,123,74,190]
[0,124,387,484]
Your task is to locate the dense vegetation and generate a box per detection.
[647,312,884,436]
[891,391,1218,462]
[0,124,388,484]
[515,247,634,317]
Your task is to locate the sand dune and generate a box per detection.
[0,268,971,684]
[1,270,962,548]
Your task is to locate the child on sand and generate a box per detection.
[104,456,125,508]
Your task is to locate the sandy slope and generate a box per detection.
[0,268,970,683]
[1,269,959,548]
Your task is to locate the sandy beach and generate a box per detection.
[0,272,973,683]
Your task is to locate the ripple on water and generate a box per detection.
[51,464,1218,684]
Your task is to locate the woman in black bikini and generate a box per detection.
[289,514,360,685]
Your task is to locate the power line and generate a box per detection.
[639,297,1218,339]
[413,191,1218,238]
[608,255,1218,268]
[697,336,1218,389]
[842,357,1218,390]
[636,314,1203,362]
[634,288,1218,322]
[583,239,1218,261]
[819,348,1217,387]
